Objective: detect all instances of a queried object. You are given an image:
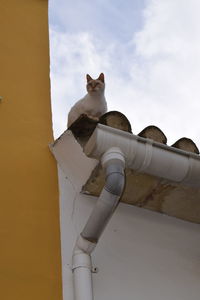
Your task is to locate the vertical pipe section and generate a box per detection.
[73,266,93,300]
[72,147,125,300]
[73,250,93,300]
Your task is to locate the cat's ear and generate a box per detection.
[98,73,104,83]
[86,74,93,82]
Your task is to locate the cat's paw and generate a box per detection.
[87,115,99,122]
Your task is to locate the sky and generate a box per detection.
[49,0,200,147]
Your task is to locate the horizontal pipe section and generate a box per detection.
[84,124,200,187]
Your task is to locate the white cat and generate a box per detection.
[67,73,107,127]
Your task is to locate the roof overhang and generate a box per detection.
[50,124,200,224]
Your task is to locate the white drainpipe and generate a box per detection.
[72,147,125,300]
[72,124,200,299]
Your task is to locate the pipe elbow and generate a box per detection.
[102,147,125,196]
[74,235,97,255]
[105,170,125,196]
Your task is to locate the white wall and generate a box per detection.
[58,163,200,300]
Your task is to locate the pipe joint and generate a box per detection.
[74,235,97,255]
[72,252,92,272]
[101,147,125,169]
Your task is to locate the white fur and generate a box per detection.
[67,76,107,127]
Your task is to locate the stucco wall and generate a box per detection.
[58,155,200,300]
[0,1,62,299]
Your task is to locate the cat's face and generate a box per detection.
[86,73,105,94]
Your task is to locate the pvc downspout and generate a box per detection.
[72,147,125,300]
[72,124,200,299]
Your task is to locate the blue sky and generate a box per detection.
[49,0,200,147]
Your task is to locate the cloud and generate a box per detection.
[130,0,200,143]
[50,0,200,147]
[49,0,146,43]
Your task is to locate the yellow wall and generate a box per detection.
[0,1,62,299]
